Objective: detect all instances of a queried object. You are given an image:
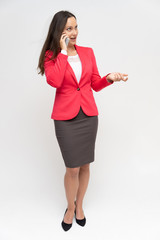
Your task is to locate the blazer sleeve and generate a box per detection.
[90,48,114,92]
[44,50,68,88]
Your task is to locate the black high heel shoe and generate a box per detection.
[74,201,86,226]
[61,208,72,231]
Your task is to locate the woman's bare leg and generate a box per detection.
[75,163,90,219]
[63,167,80,223]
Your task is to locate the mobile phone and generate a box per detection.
[65,37,69,47]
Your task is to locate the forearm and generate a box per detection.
[44,51,68,88]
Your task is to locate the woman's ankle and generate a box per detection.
[75,200,83,209]
[67,203,76,211]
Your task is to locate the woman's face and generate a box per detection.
[63,17,78,47]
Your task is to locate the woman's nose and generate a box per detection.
[72,29,77,35]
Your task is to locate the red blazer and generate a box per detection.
[44,44,114,120]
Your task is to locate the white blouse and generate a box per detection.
[61,50,82,83]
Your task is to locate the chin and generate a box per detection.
[69,42,76,47]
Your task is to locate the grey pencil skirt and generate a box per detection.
[53,106,98,168]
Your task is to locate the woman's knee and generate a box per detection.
[66,167,80,178]
[80,163,90,171]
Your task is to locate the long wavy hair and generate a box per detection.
[37,10,76,76]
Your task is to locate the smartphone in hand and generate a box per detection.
[65,37,69,47]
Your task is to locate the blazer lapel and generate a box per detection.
[67,44,84,86]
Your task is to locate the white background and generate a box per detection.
[0,0,160,239]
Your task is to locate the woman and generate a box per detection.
[37,10,128,231]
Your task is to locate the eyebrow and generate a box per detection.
[66,25,78,28]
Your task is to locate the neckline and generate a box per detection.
[68,54,78,58]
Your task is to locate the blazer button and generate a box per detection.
[77,87,80,91]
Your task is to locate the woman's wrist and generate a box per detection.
[106,73,114,83]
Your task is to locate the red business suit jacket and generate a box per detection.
[44,44,114,120]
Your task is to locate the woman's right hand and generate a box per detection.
[60,33,68,51]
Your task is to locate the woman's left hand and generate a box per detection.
[107,72,128,82]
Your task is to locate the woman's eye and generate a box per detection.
[67,26,77,31]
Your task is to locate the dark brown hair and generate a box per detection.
[37,10,76,76]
